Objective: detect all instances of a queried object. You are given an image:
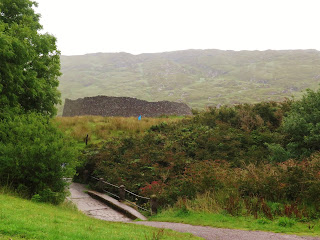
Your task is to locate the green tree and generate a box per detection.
[0,113,78,204]
[0,1,79,204]
[282,88,320,158]
[0,0,61,117]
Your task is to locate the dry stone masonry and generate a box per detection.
[62,96,192,117]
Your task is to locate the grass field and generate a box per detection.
[54,116,183,145]
[0,193,199,240]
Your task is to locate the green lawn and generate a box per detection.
[0,194,200,240]
[149,209,320,237]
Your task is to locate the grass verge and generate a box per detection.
[149,209,320,237]
[0,194,200,240]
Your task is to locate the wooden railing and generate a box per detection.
[89,175,158,214]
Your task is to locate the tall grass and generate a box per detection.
[175,192,222,213]
[151,188,320,236]
[54,116,182,143]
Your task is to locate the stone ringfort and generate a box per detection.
[62,96,192,117]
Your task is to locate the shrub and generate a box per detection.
[77,99,320,218]
[0,113,79,203]
[278,217,296,227]
[281,87,320,159]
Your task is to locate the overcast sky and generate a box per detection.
[34,0,320,56]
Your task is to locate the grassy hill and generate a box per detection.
[0,193,198,240]
[58,49,320,115]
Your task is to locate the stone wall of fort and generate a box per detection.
[62,96,192,117]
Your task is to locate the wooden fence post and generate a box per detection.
[85,134,89,145]
[119,185,126,201]
[98,178,104,191]
[150,194,158,215]
[83,170,89,183]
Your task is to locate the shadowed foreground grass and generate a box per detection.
[149,209,320,237]
[0,194,199,240]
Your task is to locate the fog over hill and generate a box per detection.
[58,49,320,115]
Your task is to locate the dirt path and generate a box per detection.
[68,183,320,240]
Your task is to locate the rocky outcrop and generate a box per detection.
[62,96,192,117]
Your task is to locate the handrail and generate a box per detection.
[90,175,153,213]
[125,189,150,200]
[91,176,101,181]
[124,199,150,212]
[103,189,120,199]
[91,176,120,189]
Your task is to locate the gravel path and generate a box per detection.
[67,182,132,222]
[68,183,320,240]
[135,221,320,240]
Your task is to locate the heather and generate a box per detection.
[74,88,320,221]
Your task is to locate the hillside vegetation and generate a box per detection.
[58,49,320,114]
[68,88,320,229]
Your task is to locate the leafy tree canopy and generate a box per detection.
[0,0,61,117]
[282,87,320,158]
[0,112,78,204]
